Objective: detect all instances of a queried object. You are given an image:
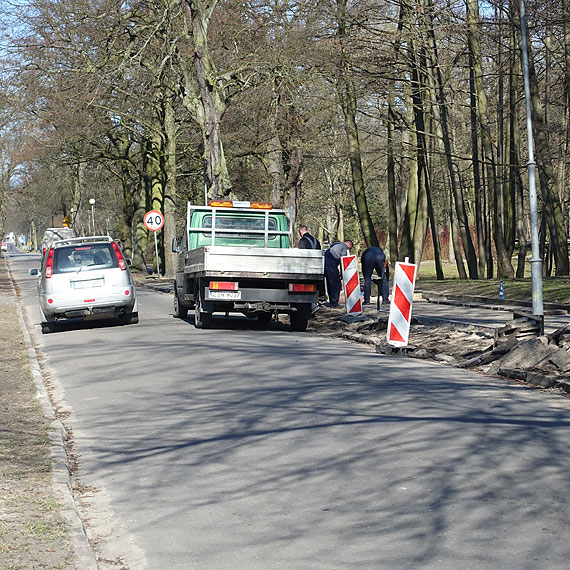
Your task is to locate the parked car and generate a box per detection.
[29,236,138,333]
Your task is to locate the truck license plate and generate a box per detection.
[208,290,241,300]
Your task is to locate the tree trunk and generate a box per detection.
[468,50,488,278]
[507,22,527,278]
[467,0,513,277]
[386,4,404,264]
[180,0,231,200]
[336,0,378,248]
[522,15,569,275]
[449,187,467,277]
[163,94,177,278]
[400,82,418,262]
[387,83,399,264]
[284,147,303,225]
[410,45,429,265]
[426,0,477,277]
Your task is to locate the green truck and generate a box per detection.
[172,201,325,331]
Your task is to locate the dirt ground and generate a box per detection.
[0,263,75,569]
[309,303,570,396]
[309,305,495,365]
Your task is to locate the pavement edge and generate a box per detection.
[5,259,99,570]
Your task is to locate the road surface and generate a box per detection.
[8,252,570,570]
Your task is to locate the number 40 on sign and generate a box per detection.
[143,210,165,231]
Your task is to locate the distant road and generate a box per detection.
[8,252,570,570]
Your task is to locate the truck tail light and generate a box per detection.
[45,248,54,278]
[112,241,127,270]
[209,281,238,291]
[288,283,316,293]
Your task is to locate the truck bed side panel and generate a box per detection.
[184,246,324,278]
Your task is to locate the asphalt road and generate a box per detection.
[9,252,570,570]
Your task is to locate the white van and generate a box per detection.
[40,227,76,255]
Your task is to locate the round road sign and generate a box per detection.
[143,210,165,231]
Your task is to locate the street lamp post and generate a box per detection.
[520,0,543,319]
[89,198,96,235]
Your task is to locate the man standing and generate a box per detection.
[361,246,390,305]
[324,240,354,307]
[298,225,321,249]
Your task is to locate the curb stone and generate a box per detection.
[498,367,570,393]
[5,260,99,570]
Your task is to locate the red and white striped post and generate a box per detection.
[387,258,417,347]
[341,255,362,315]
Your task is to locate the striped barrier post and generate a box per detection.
[341,255,362,315]
[387,258,417,347]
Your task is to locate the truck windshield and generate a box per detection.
[202,215,277,241]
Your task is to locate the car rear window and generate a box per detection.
[53,244,117,273]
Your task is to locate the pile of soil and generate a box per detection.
[309,306,570,395]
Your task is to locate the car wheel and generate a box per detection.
[41,321,55,334]
[174,292,188,319]
[40,309,56,333]
[120,311,139,325]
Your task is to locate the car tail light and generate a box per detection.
[45,248,54,278]
[288,283,316,293]
[112,241,127,270]
[209,281,238,291]
[125,290,130,296]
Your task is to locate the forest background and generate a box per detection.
[0,0,569,280]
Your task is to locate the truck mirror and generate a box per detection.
[29,268,39,276]
[171,238,180,253]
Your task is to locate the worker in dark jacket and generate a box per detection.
[298,225,321,249]
[324,240,354,307]
[361,246,390,305]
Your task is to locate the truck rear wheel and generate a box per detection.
[290,313,309,332]
[194,296,212,329]
[174,292,188,319]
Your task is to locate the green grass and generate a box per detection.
[415,261,570,304]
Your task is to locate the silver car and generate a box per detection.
[30,236,138,333]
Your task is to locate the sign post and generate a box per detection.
[143,210,165,277]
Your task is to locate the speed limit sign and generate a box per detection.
[143,210,164,231]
